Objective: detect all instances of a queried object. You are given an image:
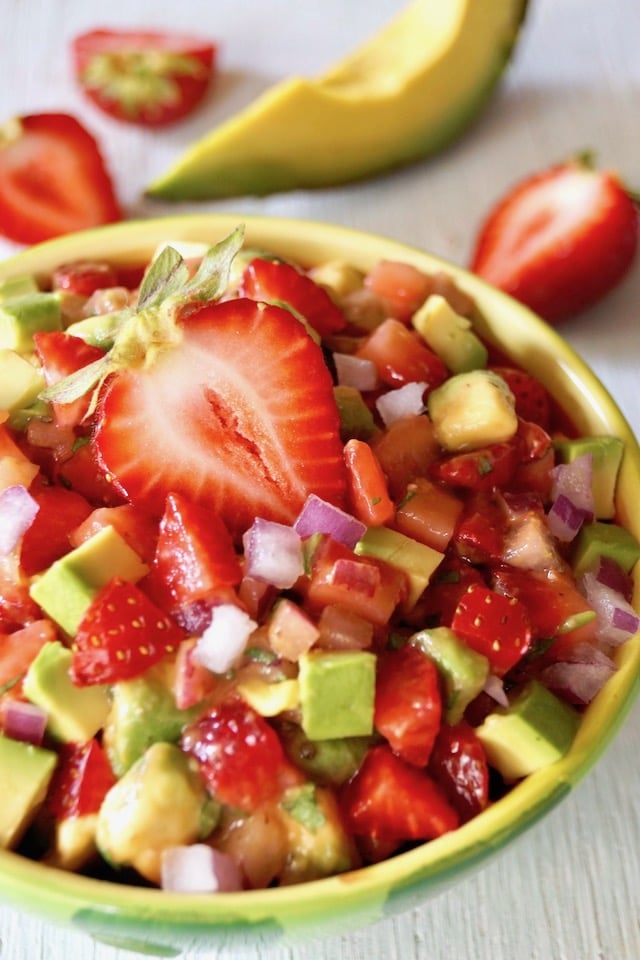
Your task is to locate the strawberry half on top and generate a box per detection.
[46,228,348,541]
[470,157,639,324]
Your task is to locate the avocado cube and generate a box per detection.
[355,525,443,607]
[23,641,110,742]
[0,733,57,849]
[412,626,490,724]
[571,520,640,578]
[298,650,376,740]
[237,677,300,717]
[0,292,62,352]
[427,368,518,452]
[29,524,149,636]
[412,294,488,373]
[554,436,624,519]
[0,274,39,303]
[0,349,45,411]
[475,680,581,781]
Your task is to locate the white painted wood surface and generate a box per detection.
[0,0,638,957]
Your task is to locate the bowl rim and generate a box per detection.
[0,213,638,938]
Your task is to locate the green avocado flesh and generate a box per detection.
[147,0,529,200]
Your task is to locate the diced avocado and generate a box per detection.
[104,663,207,777]
[0,732,57,849]
[0,274,39,303]
[411,626,490,724]
[0,292,62,352]
[64,312,127,350]
[355,525,443,607]
[277,720,370,786]
[308,260,364,299]
[278,784,357,883]
[334,384,378,441]
[0,349,45,411]
[147,0,528,200]
[298,650,376,740]
[29,524,149,636]
[45,814,99,872]
[412,294,488,373]
[236,677,300,717]
[427,368,518,452]
[23,641,110,742]
[475,680,581,781]
[571,520,640,578]
[554,436,624,520]
[96,742,219,885]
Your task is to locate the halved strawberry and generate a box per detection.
[470,158,639,324]
[94,298,348,540]
[240,257,347,337]
[0,113,121,245]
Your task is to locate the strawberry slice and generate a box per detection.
[470,158,639,324]
[94,297,348,539]
[240,257,347,337]
[72,29,217,128]
[0,113,121,245]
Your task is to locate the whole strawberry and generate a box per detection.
[470,157,639,324]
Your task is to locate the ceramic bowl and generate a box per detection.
[0,215,638,957]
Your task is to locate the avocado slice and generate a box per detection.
[146,0,529,200]
[278,784,357,883]
[298,650,376,740]
[277,720,370,786]
[571,520,640,578]
[0,733,57,849]
[0,348,45,411]
[554,436,624,520]
[411,626,490,724]
[427,368,518,452]
[475,680,581,780]
[412,295,488,373]
[0,291,62,352]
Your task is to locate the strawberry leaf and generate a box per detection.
[138,244,190,309]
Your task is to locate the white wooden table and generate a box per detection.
[1,1,638,957]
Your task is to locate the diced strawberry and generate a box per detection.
[470,158,639,324]
[180,696,290,812]
[341,744,459,844]
[54,440,127,507]
[240,257,346,337]
[408,556,485,630]
[363,260,434,324]
[491,366,551,429]
[430,442,520,493]
[94,299,348,540]
[72,29,217,128]
[149,492,242,612]
[374,644,442,767]
[0,113,121,245]
[34,331,107,429]
[428,722,490,824]
[69,504,159,565]
[371,414,440,499]
[0,619,57,694]
[52,260,119,297]
[70,577,184,685]
[355,318,448,391]
[44,739,116,820]
[452,492,507,565]
[450,583,532,676]
[19,483,93,575]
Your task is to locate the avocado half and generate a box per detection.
[146,0,530,201]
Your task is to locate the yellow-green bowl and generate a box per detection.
[0,215,638,957]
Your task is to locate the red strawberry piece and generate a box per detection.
[180,696,289,812]
[52,260,119,297]
[450,582,532,676]
[429,442,520,493]
[240,257,347,337]
[428,721,490,824]
[72,29,217,128]
[71,577,184,685]
[0,113,121,245]
[45,739,116,820]
[470,158,639,324]
[34,331,107,428]
[374,644,442,767]
[490,366,551,429]
[94,298,348,540]
[19,484,93,576]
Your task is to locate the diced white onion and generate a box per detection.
[293,493,366,549]
[161,844,243,894]
[581,572,640,645]
[483,673,509,707]
[242,518,304,589]
[193,604,257,674]
[375,382,427,426]
[333,352,378,391]
[0,485,39,554]
[538,643,617,705]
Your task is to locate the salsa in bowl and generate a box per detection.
[0,215,638,956]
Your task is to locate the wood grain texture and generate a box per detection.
[0,0,638,957]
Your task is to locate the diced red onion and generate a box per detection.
[538,643,617,705]
[591,555,633,600]
[293,493,366,549]
[0,485,40,555]
[193,604,257,674]
[242,518,304,589]
[581,572,640,645]
[547,454,594,541]
[161,844,243,894]
[333,352,378,391]
[482,673,509,707]
[1,700,48,746]
[331,557,380,596]
[375,382,427,427]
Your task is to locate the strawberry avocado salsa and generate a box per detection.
[0,227,638,892]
